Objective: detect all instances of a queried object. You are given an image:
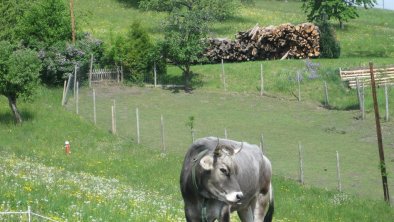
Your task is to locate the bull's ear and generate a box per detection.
[200,155,214,170]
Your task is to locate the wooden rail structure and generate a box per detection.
[89,67,123,85]
[339,66,394,89]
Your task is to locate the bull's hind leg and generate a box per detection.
[254,183,273,222]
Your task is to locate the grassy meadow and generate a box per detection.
[74,0,394,58]
[1,87,394,221]
[1,0,394,221]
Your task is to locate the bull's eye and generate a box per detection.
[220,168,229,176]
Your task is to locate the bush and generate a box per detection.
[39,33,104,85]
[17,0,71,49]
[104,22,166,84]
[318,21,341,58]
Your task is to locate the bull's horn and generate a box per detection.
[236,142,243,154]
[231,142,243,154]
[214,137,221,156]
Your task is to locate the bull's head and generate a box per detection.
[199,142,244,204]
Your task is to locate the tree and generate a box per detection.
[302,0,376,28]
[0,41,42,123]
[318,20,341,58]
[161,9,210,91]
[0,0,37,43]
[140,0,238,91]
[17,0,71,49]
[123,22,153,83]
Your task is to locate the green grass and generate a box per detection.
[70,85,394,202]
[1,87,394,221]
[2,0,394,221]
[166,58,394,114]
[75,0,394,58]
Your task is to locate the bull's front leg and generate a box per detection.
[219,205,231,222]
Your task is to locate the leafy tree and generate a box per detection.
[140,0,238,90]
[161,10,209,91]
[0,41,42,123]
[318,20,341,58]
[123,22,153,83]
[302,0,376,27]
[0,0,37,43]
[104,22,164,84]
[17,0,71,49]
[140,0,239,21]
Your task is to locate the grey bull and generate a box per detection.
[180,137,274,222]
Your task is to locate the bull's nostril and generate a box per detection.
[236,193,244,200]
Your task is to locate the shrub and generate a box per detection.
[17,0,71,49]
[318,21,341,58]
[39,33,104,86]
[104,22,166,84]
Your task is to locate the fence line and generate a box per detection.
[0,206,60,222]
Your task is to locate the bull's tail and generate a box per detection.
[263,184,274,222]
[263,197,274,222]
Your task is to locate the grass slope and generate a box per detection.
[1,87,394,221]
[75,0,394,58]
[73,85,394,201]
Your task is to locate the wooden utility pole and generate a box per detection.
[70,0,76,44]
[369,62,390,204]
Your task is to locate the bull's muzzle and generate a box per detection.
[226,191,244,204]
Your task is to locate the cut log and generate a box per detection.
[204,23,320,62]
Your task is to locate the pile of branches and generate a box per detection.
[204,23,320,62]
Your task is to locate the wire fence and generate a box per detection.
[0,206,61,222]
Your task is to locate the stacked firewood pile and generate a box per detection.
[204,23,320,62]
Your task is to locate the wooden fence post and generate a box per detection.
[260,64,264,96]
[221,59,227,92]
[154,62,157,88]
[136,108,140,144]
[260,133,264,153]
[369,62,390,204]
[224,128,228,139]
[121,65,124,83]
[324,81,329,107]
[361,82,365,120]
[111,105,116,134]
[89,54,93,88]
[113,100,116,132]
[93,89,96,124]
[298,142,304,185]
[63,74,73,106]
[336,151,342,192]
[385,84,389,121]
[73,65,77,99]
[62,80,67,106]
[76,81,79,114]
[297,72,301,102]
[161,115,166,152]
[356,76,361,108]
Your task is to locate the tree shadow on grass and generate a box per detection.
[159,72,204,93]
[320,102,360,111]
[0,111,34,125]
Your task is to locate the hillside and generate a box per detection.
[1,87,394,221]
[1,0,394,221]
[75,0,394,58]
